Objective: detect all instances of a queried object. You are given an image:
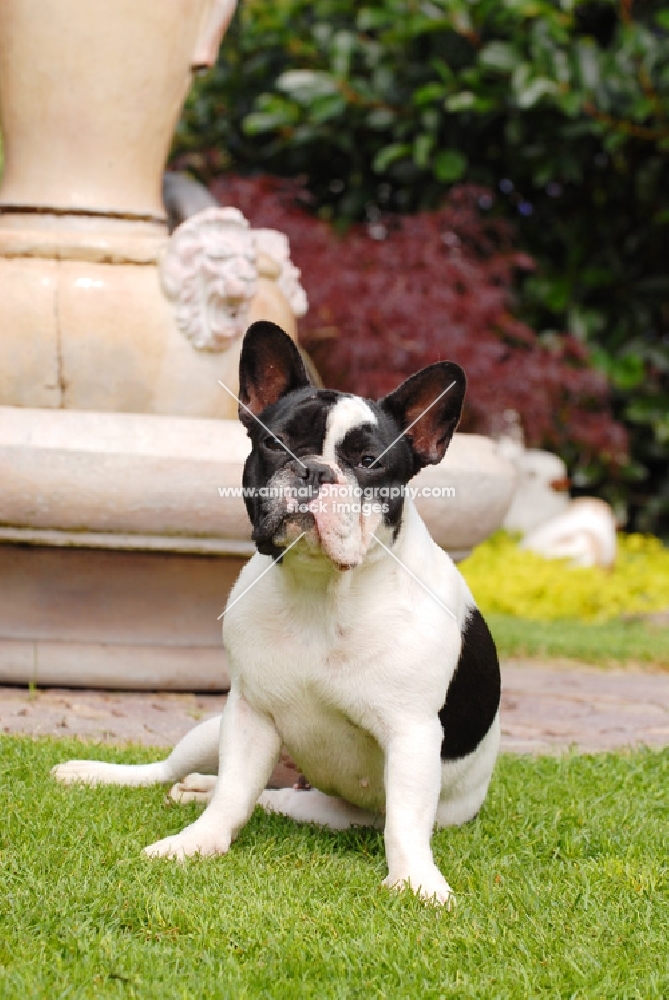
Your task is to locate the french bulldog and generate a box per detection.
[53,320,501,907]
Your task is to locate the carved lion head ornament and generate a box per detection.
[160,207,308,352]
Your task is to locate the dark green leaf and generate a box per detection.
[372,143,411,173]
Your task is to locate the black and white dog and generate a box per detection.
[54,321,500,907]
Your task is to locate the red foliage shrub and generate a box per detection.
[210,174,627,465]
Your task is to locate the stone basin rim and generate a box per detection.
[0,405,517,557]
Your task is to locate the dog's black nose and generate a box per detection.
[294,459,337,493]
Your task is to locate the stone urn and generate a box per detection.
[0,0,304,417]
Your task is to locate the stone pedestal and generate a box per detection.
[0,546,240,691]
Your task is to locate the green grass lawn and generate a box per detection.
[1,737,667,998]
[488,613,669,667]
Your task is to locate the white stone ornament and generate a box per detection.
[160,207,259,352]
[254,228,308,318]
[500,437,617,568]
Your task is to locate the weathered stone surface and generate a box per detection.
[1,660,667,758]
[0,0,224,216]
[500,660,669,753]
[0,686,296,788]
[0,257,61,408]
[0,408,252,542]
[0,544,243,690]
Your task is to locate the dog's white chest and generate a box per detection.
[236,616,392,809]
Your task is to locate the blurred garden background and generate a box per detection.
[171,0,669,538]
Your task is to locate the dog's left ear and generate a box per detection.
[238,320,312,430]
[380,361,466,473]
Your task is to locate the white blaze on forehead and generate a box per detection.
[321,397,377,463]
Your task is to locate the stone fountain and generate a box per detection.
[0,0,516,690]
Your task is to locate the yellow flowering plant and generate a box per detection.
[460,532,669,623]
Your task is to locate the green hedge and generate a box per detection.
[175,0,669,533]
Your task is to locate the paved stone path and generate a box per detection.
[1,660,667,763]
[500,660,669,752]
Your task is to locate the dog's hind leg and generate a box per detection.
[436,712,500,827]
[258,788,383,831]
[51,715,222,787]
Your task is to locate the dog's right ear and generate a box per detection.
[238,321,312,430]
[380,361,466,475]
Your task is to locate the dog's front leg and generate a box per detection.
[145,687,281,860]
[382,720,455,908]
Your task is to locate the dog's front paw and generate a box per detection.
[169,773,218,804]
[383,867,456,909]
[144,818,230,860]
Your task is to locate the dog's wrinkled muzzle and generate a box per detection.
[259,460,384,570]
[305,468,383,571]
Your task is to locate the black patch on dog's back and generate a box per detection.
[439,608,500,761]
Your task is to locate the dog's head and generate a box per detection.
[238,321,466,569]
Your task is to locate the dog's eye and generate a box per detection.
[358,455,377,469]
[263,435,285,452]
